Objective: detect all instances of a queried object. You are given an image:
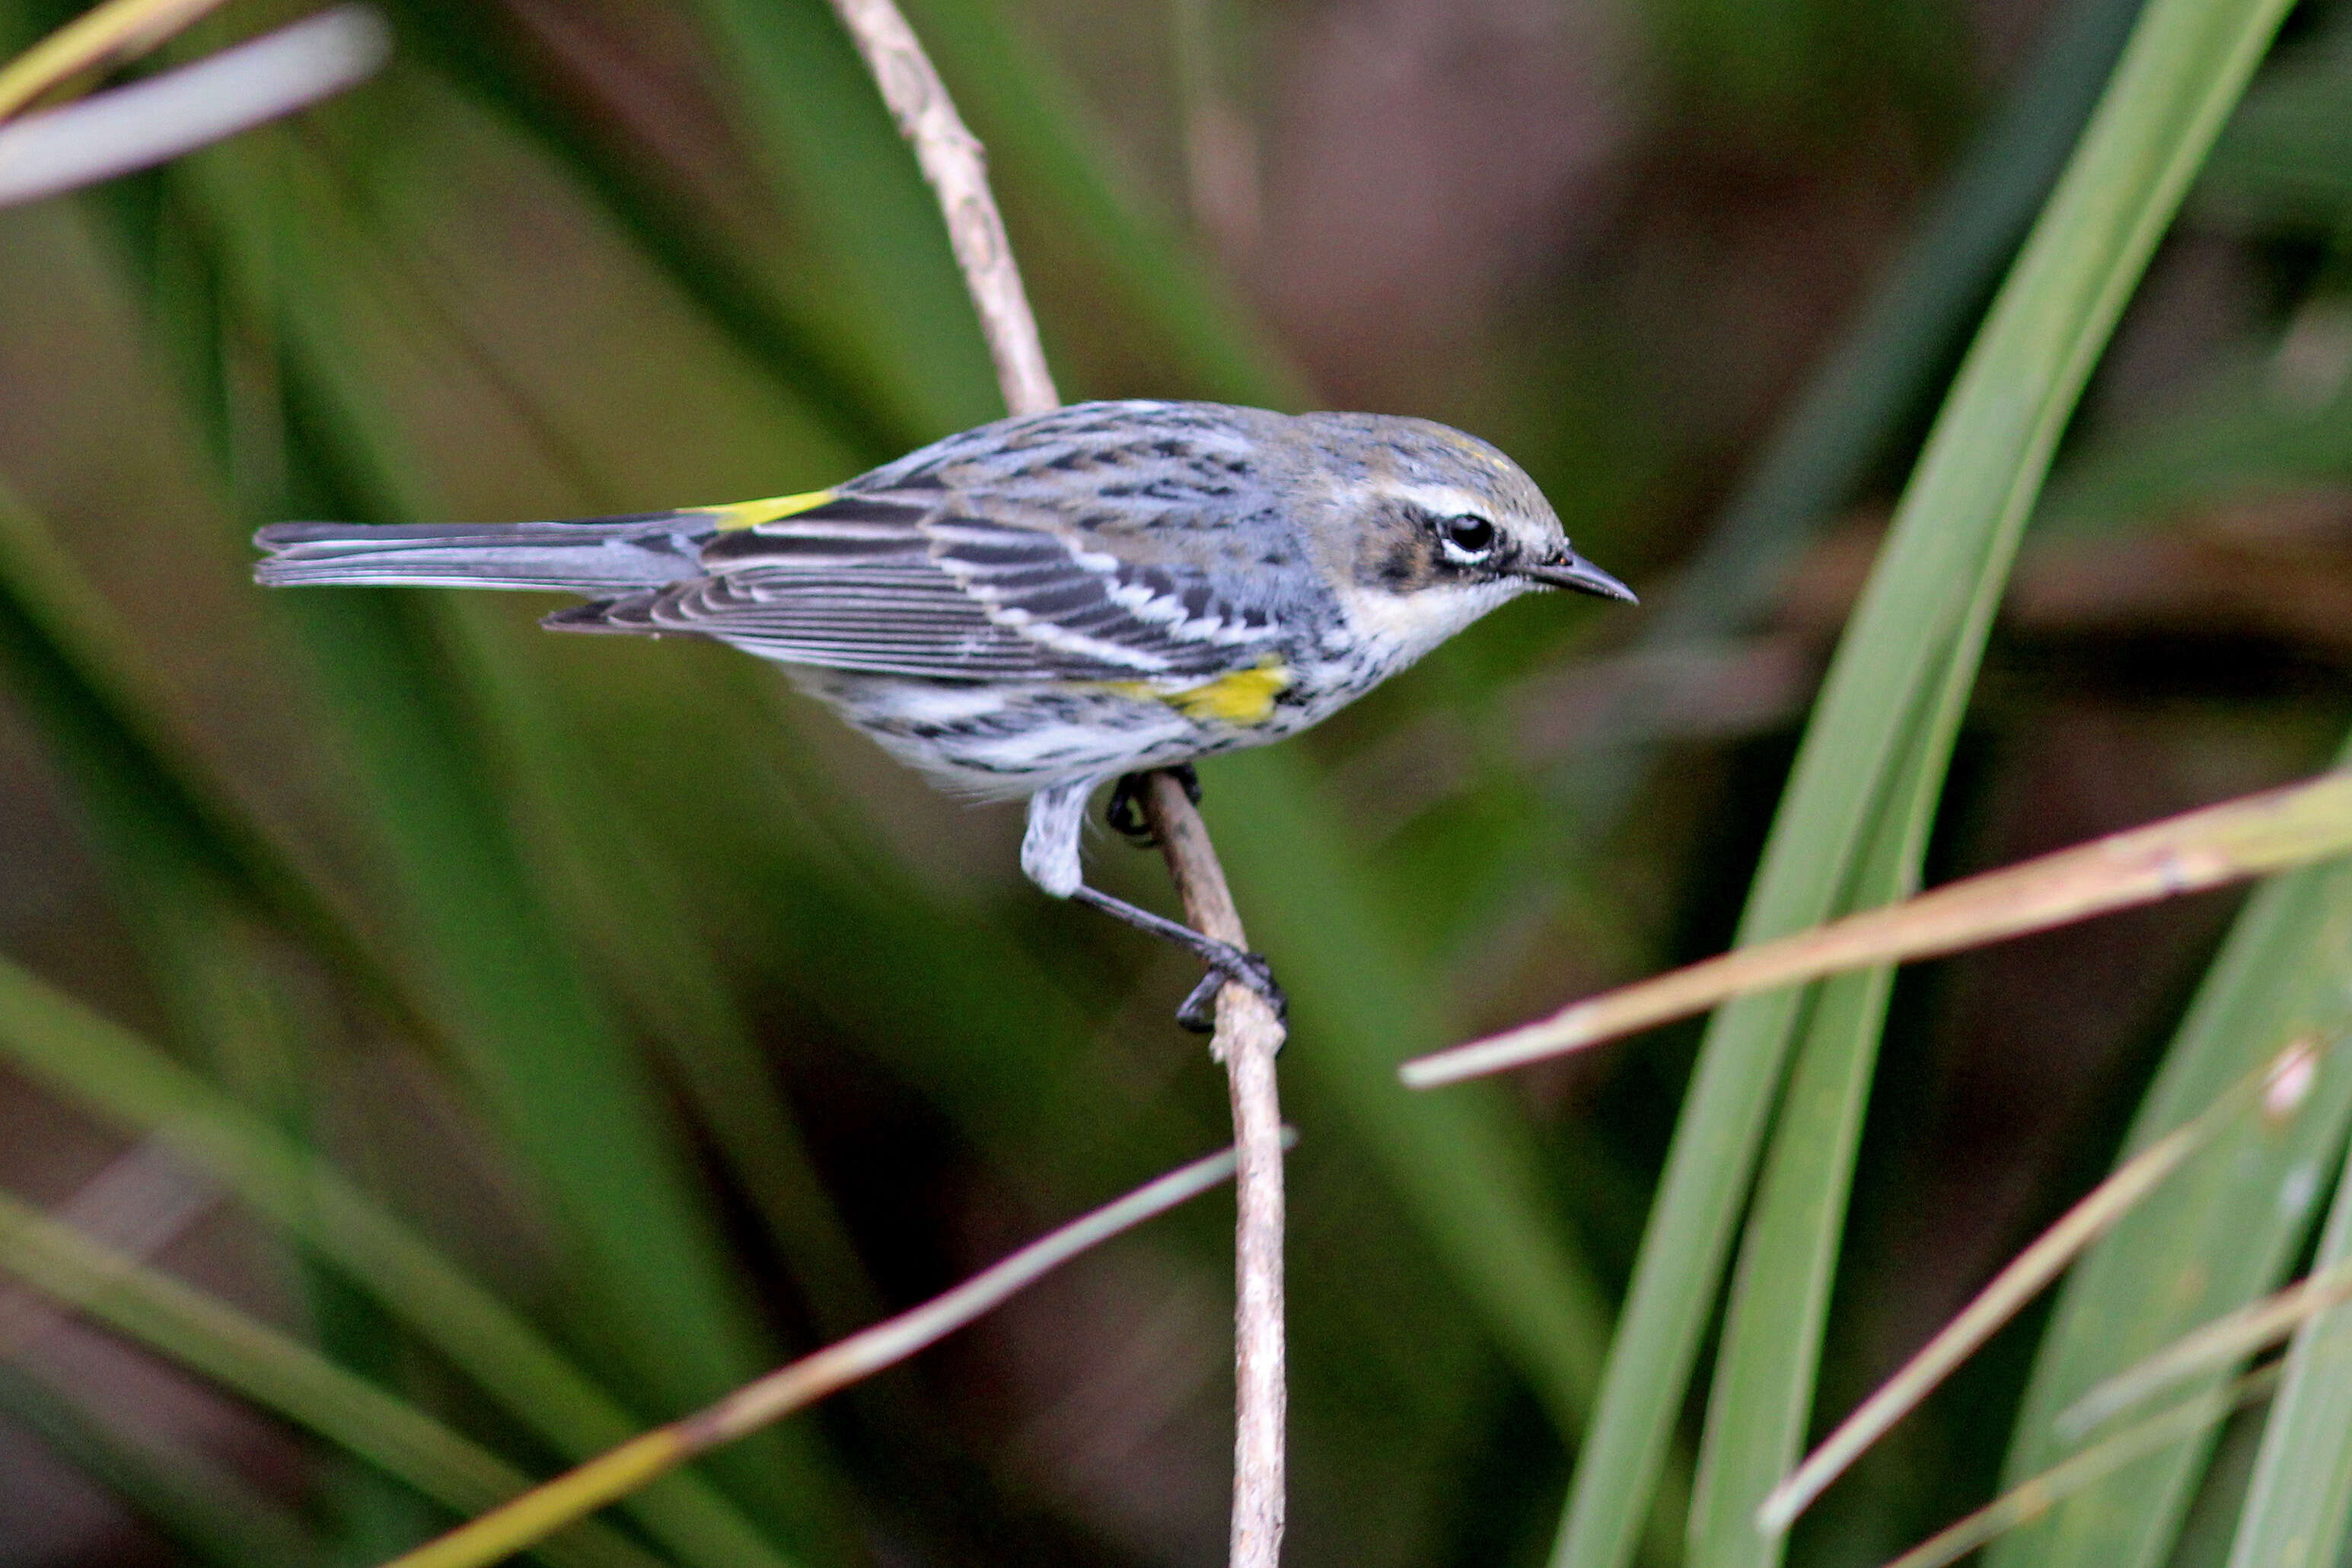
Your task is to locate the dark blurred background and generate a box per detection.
[0,0,2348,1563]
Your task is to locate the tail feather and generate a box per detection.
[252,515,709,592]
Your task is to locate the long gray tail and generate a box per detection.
[253,515,709,592]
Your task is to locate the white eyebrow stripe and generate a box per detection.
[1362,482,1499,518]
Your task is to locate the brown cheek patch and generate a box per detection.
[1372,534,1434,591]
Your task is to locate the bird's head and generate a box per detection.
[1292,412,1635,662]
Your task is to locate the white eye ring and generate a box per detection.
[1436,513,1498,564]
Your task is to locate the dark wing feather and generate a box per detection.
[559,492,1283,683]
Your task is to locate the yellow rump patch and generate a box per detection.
[1110,660,1292,726]
[697,488,839,531]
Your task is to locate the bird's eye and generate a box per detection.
[1437,513,1497,563]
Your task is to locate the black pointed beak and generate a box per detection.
[1519,550,1638,604]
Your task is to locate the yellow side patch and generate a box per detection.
[698,488,838,531]
[1110,660,1292,726]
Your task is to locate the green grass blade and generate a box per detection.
[1563,0,2146,830]
[1547,2,2299,1564]
[10,157,677,1564]
[682,0,1002,437]
[895,0,1302,409]
[1686,710,1963,1568]
[1988,780,2352,1568]
[4,445,491,1564]
[196,132,710,1358]
[0,1189,668,1568]
[257,486,827,1539]
[0,949,805,1568]
[304,120,880,1331]
[2194,32,2352,234]
[0,477,432,1044]
[436,604,878,1335]
[0,1358,320,1568]
[1210,749,1619,1433]
[375,0,912,463]
[0,475,463,1568]
[1640,0,2147,645]
[88,132,848,1553]
[2037,354,2352,536]
[2222,1139,2352,1568]
[0,470,324,1101]
[1684,952,1898,1568]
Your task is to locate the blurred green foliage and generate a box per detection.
[2,0,2352,1566]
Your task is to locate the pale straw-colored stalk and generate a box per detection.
[1405,770,2352,1088]
[817,5,1291,1559]
[1754,1038,2319,1533]
[381,1144,1259,1568]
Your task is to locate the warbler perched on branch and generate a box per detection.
[255,400,1634,1028]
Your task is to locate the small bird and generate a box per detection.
[255,400,1634,1028]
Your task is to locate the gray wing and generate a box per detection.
[548,491,1287,683]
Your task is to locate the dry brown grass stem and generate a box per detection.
[1407,769,2352,1088]
[2057,1251,2352,1437]
[377,1146,1254,1568]
[0,0,228,121]
[1874,1366,2283,1568]
[1758,1037,2319,1533]
[821,3,1289,1562]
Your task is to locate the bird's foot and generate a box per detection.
[1175,940,1286,1034]
[1065,851,1280,1035]
[1105,764,1201,849]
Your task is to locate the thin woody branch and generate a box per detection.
[0,0,231,122]
[378,1146,1254,1568]
[819,4,1289,1561]
[1146,770,1289,1566]
[1404,768,2352,1089]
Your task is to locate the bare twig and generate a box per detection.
[380,1146,1254,1568]
[2057,1251,2352,1438]
[1405,768,2352,1088]
[1147,770,1290,1567]
[821,4,1289,1560]
[1875,1366,2282,1568]
[821,0,1057,419]
[0,6,390,209]
[0,0,229,122]
[1757,1038,2319,1533]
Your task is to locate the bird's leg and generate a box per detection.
[1024,773,1282,1031]
[1104,763,1200,848]
[1069,884,1285,1033]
